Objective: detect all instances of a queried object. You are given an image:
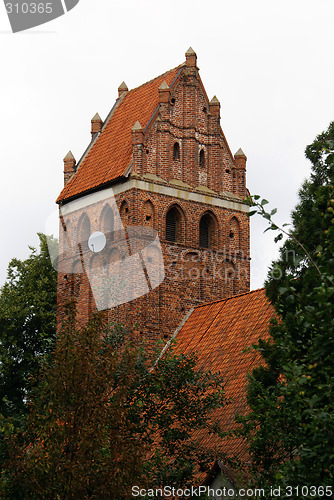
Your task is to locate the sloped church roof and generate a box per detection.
[174,288,275,471]
[57,65,182,203]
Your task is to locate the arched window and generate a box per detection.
[199,215,210,248]
[199,149,205,167]
[101,204,114,241]
[166,208,177,242]
[199,212,216,249]
[166,206,183,243]
[173,142,180,160]
[77,214,90,250]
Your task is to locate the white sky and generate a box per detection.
[1,0,333,289]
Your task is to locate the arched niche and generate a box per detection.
[173,142,180,160]
[120,200,130,225]
[165,204,185,244]
[101,203,114,241]
[77,213,91,250]
[199,211,218,249]
[143,200,154,227]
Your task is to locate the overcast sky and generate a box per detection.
[1,0,333,289]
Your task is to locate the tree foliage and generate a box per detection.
[241,122,334,494]
[0,233,57,420]
[0,234,57,495]
[4,306,225,499]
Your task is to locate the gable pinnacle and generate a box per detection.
[118,81,128,91]
[186,47,196,56]
[210,96,220,105]
[91,113,103,137]
[159,80,169,90]
[63,151,75,161]
[235,148,247,158]
[91,112,102,122]
[118,81,128,98]
[63,151,76,187]
[185,47,197,68]
[132,121,143,131]
[159,80,170,104]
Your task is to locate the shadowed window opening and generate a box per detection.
[173,142,180,160]
[199,149,205,167]
[166,207,180,242]
[199,214,210,248]
[199,212,216,249]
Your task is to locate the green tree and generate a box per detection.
[240,122,334,495]
[0,234,57,420]
[5,306,225,499]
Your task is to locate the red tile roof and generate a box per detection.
[57,65,182,203]
[174,288,275,473]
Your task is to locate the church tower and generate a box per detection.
[56,48,250,342]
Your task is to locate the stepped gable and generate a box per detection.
[174,288,275,474]
[57,65,182,203]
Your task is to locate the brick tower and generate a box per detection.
[56,48,250,342]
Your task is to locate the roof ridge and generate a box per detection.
[127,64,184,93]
[193,288,266,309]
